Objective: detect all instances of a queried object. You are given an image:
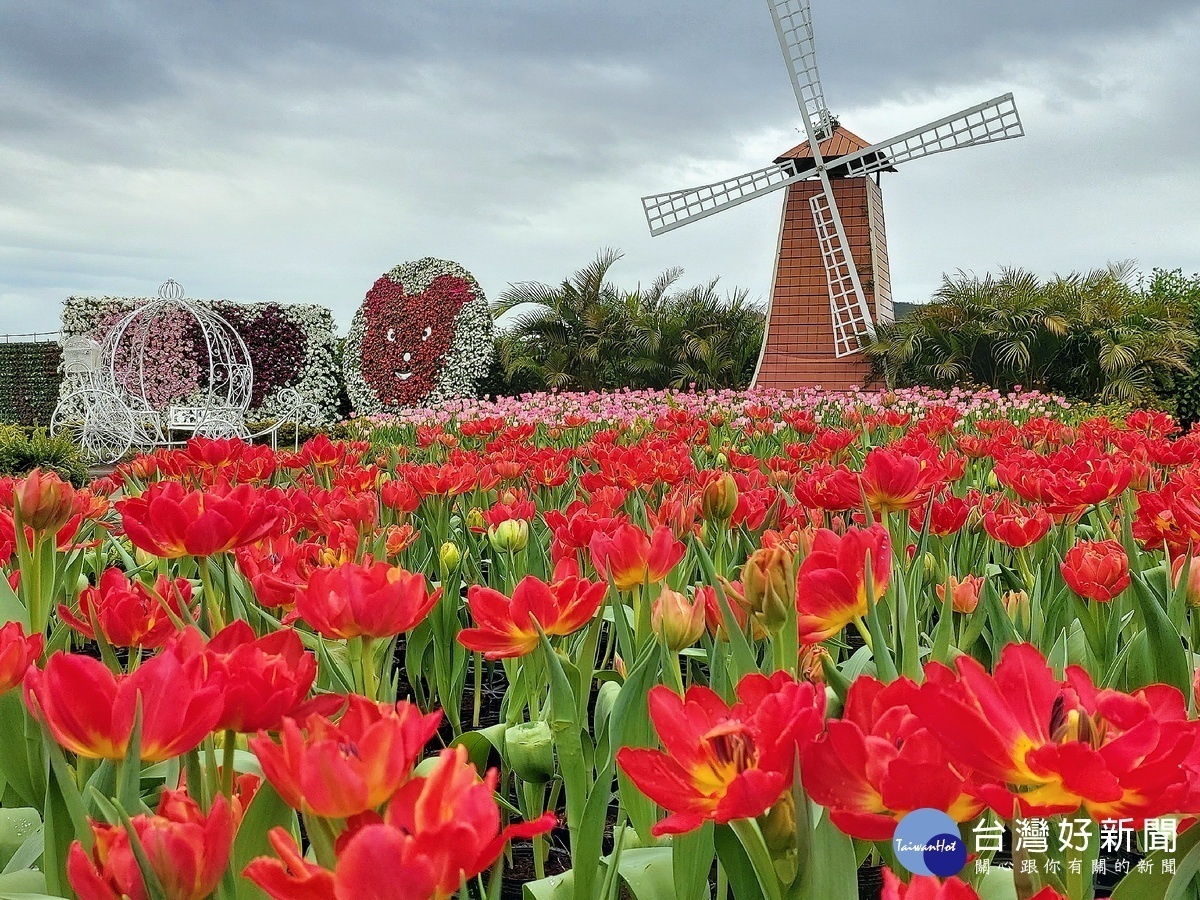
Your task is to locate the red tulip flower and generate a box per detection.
[12,468,77,534]
[911,643,1199,821]
[616,671,825,835]
[880,869,1065,900]
[981,497,1052,549]
[249,695,441,818]
[59,568,194,649]
[803,676,983,841]
[117,480,287,558]
[459,574,607,659]
[588,522,685,591]
[0,621,42,694]
[1060,539,1130,602]
[235,536,323,609]
[796,524,892,644]
[172,622,317,733]
[245,746,556,900]
[292,561,441,640]
[373,745,557,897]
[69,788,234,900]
[858,447,940,514]
[24,651,223,761]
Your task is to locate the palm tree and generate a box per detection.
[491,252,763,393]
[865,263,1195,403]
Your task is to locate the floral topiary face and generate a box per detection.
[360,274,472,406]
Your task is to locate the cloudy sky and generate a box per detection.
[1,0,1198,336]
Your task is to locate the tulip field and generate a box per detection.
[5,386,1200,900]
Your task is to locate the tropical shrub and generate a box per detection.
[865,263,1196,404]
[1146,268,1200,425]
[491,250,763,393]
[0,426,88,484]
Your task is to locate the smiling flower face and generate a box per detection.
[344,258,495,413]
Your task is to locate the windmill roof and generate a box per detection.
[774,125,896,173]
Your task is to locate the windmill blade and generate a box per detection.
[833,93,1024,178]
[809,186,875,357]
[642,161,808,236]
[766,0,834,142]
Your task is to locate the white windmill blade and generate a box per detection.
[809,185,875,357]
[833,93,1024,179]
[766,0,834,143]
[641,161,808,236]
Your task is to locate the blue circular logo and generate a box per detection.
[893,809,967,877]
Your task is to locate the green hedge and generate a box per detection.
[0,426,87,485]
[0,342,63,426]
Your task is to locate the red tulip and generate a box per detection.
[292,561,440,640]
[1060,539,1130,602]
[117,480,286,557]
[12,468,77,534]
[588,522,684,591]
[59,568,193,649]
[651,588,706,651]
[244,746,556,900]
[24,651,223,761]
[803,676,983,841]
[981,497,1052,549]
[616,671,825,835]
[235,536,323,609]
[880,869,1066,900]
[249,695,440,818]
[459,574,606,659]
[172,622,316,733]
[796,524,891,644]
[910,643,1198,821]
[68,789,234,900]
[0,621,42,694]
[372,745,557,897]
[858,447,940,514]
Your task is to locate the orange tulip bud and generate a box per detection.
[741,544,797,634]
[13,468,76,534]
[701,474,739,522]
[936,574,984,615]
[651,588,706,652]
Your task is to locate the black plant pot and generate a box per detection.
[857,862,883,900]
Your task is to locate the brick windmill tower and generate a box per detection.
[640,0,1025,390]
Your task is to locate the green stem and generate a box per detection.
[729,818,784,900]
[852,616,874,651]
[473,652,483,728]
[221,731,236,798]
[361,637,378,701]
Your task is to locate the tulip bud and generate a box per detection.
[75,573,91,596]
[466,507,486,532]
[921,552,937,580]
[439,541,462,575]
[715,452,729,468]
[759,790,798,856]
[798,645,830,684]
[1171,556,1200,608]
[134,547,157,569]
[701,474,739,522]
[488,519,529,553]
[613,653,627,680]
[504,721,556,784]
[13,469,75,534]
[651,588,706,652]
[1001,589,1031,631]
[985,471,1000,490]
[740,544,796,634]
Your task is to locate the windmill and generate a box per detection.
[641,0,1025,390]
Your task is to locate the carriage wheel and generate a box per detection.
[81,398,134,464]
[49,390,92,444]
